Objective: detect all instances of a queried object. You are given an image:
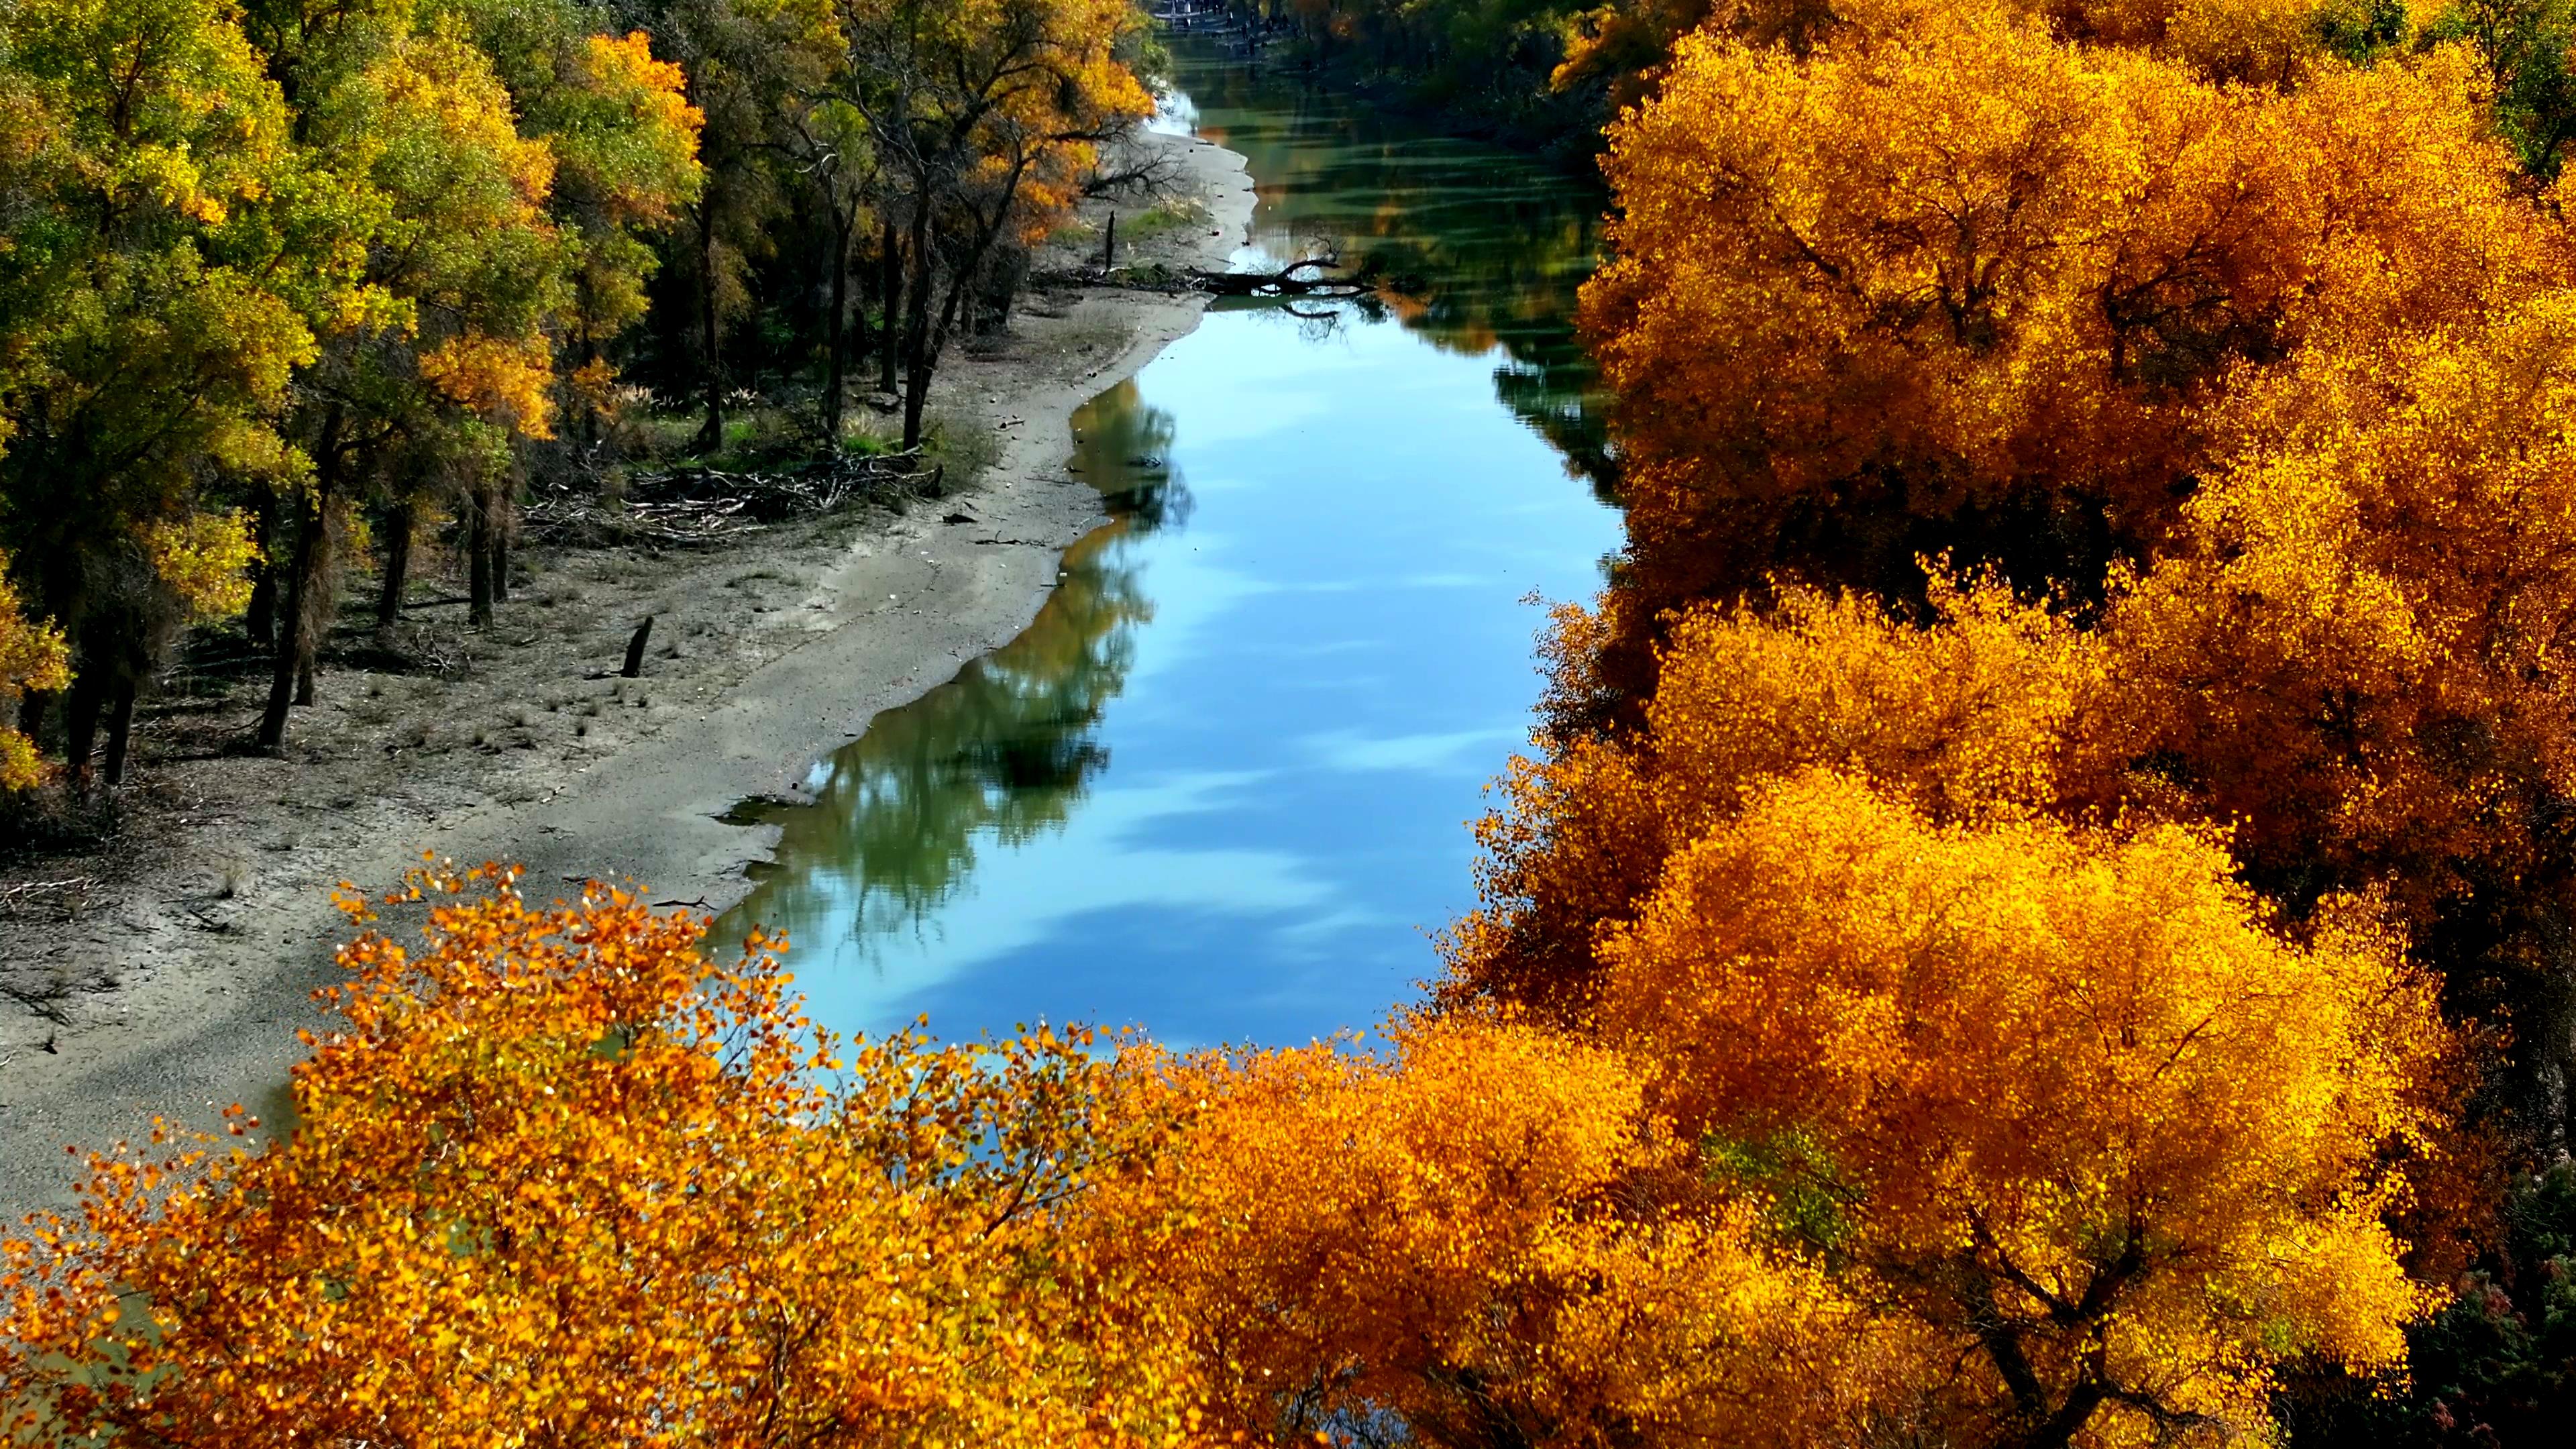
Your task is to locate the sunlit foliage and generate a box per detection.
[1099,1017,1940,1448]
[1582,1,2563,629]
[0,865,1199,1448]
[1450,577,2105,1013]
[0,0,330,774]
[0,551,69,790]
[2100,292,2576,903]
[1593,769,2446,1443]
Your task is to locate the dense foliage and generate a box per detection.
[1436,0,2576,1441]
[3,865,2453,1446]
[3,868,1203,1446]
[21,1,2576,1446]
[0,0,1163,794]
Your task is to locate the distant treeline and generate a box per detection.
[1238,0,2576,166]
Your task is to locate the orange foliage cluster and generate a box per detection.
[16,861,2429,1447]
[1442,1,2576,1441]
[3,867,1199,1448]
[1584,0,2563,635]
[1538,0,2576,1020]
[1,6,2532,1448]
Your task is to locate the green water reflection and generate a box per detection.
[717,46,1620,1045]
[737,384,1179,948]
[1171,56,1614,498]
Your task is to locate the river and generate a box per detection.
[714,47,1621,1049]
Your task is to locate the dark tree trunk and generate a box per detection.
[902,353,931,451]
[694,193,725,455]
[468,482,495,628]
[623,615,654,678]
[62,661,102,786]
[245,488,278,649]
[878,221,902,395]
[260,409,339,751]
[101,675,136,786]
[904,214,989,452]
[491,487,512,605]
[294,653,315,706]
[900,205,937,451]
[897,161,1023,452]
[376,500,413,631]
[823,207,853,445]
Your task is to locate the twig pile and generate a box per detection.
[526,449,948,547]
[0,875,97,920]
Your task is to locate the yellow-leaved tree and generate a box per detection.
[2094,285,2576,1114]
[0,865,1199,1448]
[1089,1016,1943,1448]
[1450,576,2107,1016]
[829,0,1155,447]
[0,551,70,790]
[1583,769,2447,1446]
[1577,1,2561,687]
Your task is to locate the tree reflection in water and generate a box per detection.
[1174,47,1617,501]
[715,48,1621,1012]
[720,382,1185,955]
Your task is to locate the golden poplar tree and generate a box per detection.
[1,866,1200,1448]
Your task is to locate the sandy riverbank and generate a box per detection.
[0,129,1255,1221]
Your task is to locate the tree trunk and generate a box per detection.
[900,207,938,451]
[376,499,413,632]
[468,482,494,628]
[902,352,931,451]
[623,615,654,678]
[877,221,902,395]
[62,661,102,786]
[294,654,315,706]
[245,488,278,649]
[258,413,338,751]
[823,207,853,445]
[905,213,990,451]
[693,191,725,455]
[491,486,513,605]
[101,674,136,786]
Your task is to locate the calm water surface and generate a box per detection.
[716,52,1620,1049]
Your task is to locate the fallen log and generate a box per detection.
[1031,254,1377,299]
[1189,256,1371,297]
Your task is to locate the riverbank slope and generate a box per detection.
[0,129,1255,1221]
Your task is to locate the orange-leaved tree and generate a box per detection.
[1578,3,2562,683]
[1453,766,2451,1447]
[2096,285,2576,1114]
[1091,1016,1943,1448]
[1450,576,2109,1016]
[0,864,1199,1449]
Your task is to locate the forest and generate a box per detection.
[0,0,1159,809]
[13,0,2576,1447]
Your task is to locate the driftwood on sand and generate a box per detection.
[525,450,949,549]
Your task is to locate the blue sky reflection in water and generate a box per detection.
[716,53,1621,1049]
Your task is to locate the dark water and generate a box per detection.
[716,50,1620,1049]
